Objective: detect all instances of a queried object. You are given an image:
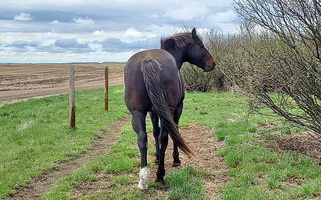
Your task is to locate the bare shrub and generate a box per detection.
[181,63,225,92]
[230,0,321,133]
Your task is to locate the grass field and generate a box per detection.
[0,86,129,197]
[1,86,321,199]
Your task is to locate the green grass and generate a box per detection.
[0,85,129,198]
[104,125,140,174]
[82,185,167,200]
[180,92,321,200]
[43,123,206,200]
[60,92,250,200]
[112,175,136,185]
[2,88,321,200]
[165,167,205,200]
[41,124,140,200]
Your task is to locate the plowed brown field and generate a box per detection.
[0,63,125,104]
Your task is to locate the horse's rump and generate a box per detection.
[140,58,194,157]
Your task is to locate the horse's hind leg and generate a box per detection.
[149,111,160,164]
[131,110,149,190]
[156,120,169,183]
[172,102,183,167]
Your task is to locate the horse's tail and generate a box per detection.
[141,59,194,158]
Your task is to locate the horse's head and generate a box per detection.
[187,28,215,72]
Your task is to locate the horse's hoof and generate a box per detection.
[172,162,181,167]
[155,178,165,184]
[138,182,148,190]
[138,167,149,190]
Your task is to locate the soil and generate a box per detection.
[276,131,321,163]
[0,63,125,105]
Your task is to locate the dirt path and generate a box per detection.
[150,126,229,199]
[171,126,229,199]
[70,125,228,200]
[6,116,131,200]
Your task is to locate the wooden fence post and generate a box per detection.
[69,66,76,129]
[104,66,109,110]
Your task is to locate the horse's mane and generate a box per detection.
[161,32,196,50]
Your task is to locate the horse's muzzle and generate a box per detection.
[203,63,215,72]
[203,58,215,72]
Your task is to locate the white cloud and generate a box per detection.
[206,9,239,33]
[149,14,159,19]
[207,9,238,24]
[0,28,159,50]
[0,50,135,63]
[125,27,141,38]
[196,28,212,35]
[121,27,157,43]
[13,12,33,21]
[90,29,157,43]
[92,30,104,35]
[72,17,95,25]
[164,1,209,20]
[49,20,59,25]
[144,24,183,36]
[0,0,240,62]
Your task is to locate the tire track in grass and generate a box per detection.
[6,116,131,200]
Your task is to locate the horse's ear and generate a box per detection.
[192,28,197,40]
[162,38,175,49]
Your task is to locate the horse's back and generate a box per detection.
[124,49,183,111]
[125,49,176,71]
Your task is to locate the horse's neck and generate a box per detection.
[163,47,187,70]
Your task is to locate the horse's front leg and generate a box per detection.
[131,110,149,190]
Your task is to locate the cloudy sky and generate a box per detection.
[0,0,240,63]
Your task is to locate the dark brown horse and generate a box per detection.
[124,28,215,189]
